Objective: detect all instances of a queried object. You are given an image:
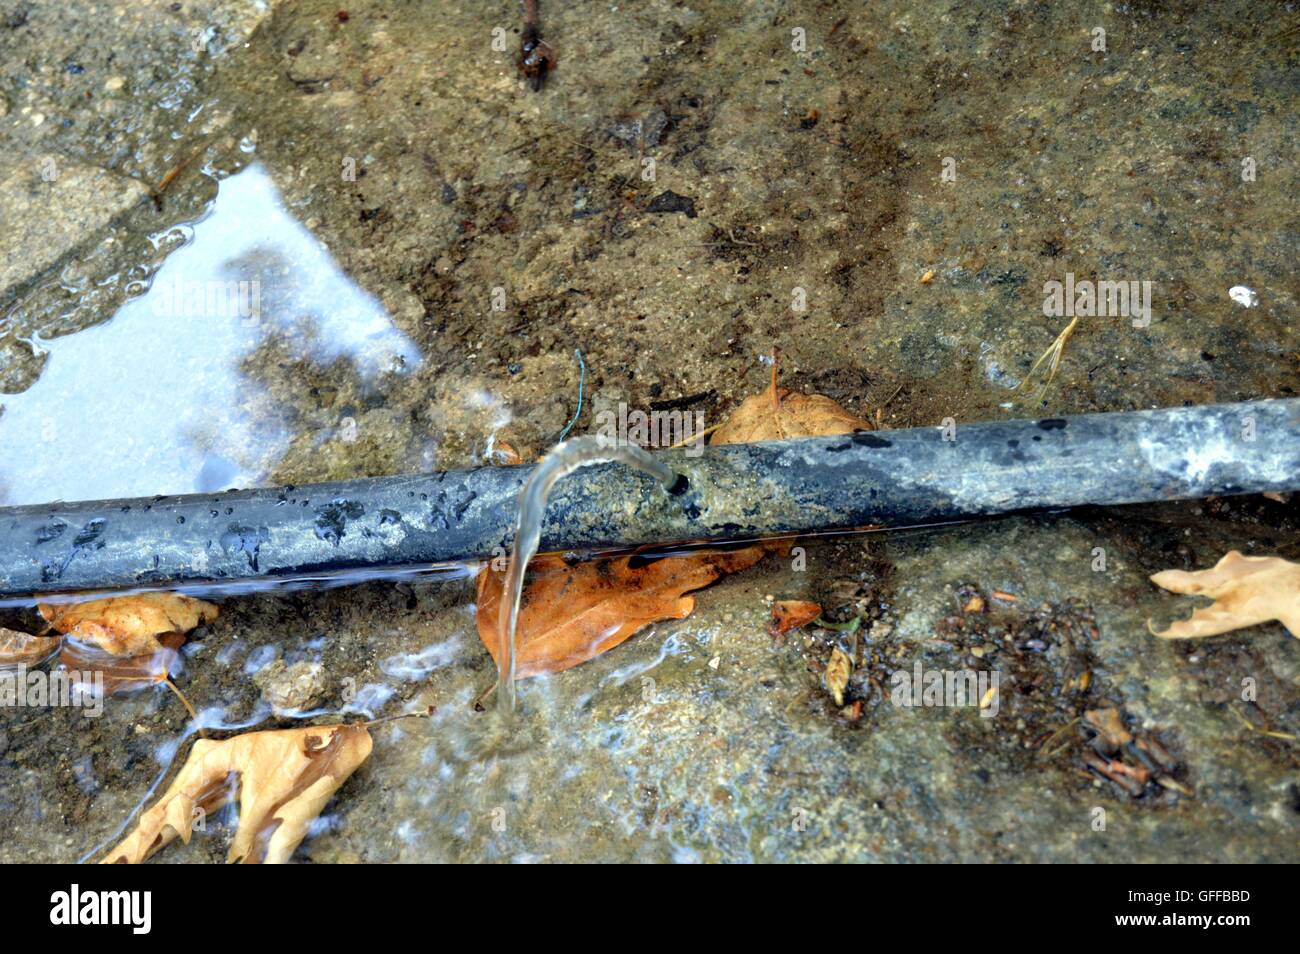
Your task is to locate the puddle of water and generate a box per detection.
[0,163,421,506]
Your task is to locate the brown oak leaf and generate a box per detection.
[709,352,872,445]
[477,548,767,678]
[102,724,372,864]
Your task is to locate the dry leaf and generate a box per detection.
[39,593,219,656]
[769,600,821,638]
[0,628,61,668]
[710,388,873,444]
[1149,551,1300,639]
[710,352,872,445]
[477,548,767,678]
[102,724,372,864]
[826,646,852,707]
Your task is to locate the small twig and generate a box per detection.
[1231,706,1297,741]
[162,677,203,736]
[769,347,782,418]
[519,0,555,92]
[667,421,723,448]
[1037,717,1079,760]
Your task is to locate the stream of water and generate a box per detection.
[495,434,681,713]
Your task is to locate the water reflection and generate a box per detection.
[0,163,420,505]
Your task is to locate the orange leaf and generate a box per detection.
[476,547,766,678]
[710,352,872,445]
[39,593,218,656]
[769,600,821,637]
[711,387,873,444]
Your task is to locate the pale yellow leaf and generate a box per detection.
[826,646,852,707]
[1149,551,1300,639]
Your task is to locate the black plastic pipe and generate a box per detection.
[0,398,1296,599]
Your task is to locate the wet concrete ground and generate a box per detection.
[0,1,1297,862]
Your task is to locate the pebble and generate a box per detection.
[253,659,328,714]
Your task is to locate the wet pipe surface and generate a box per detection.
[1,400,1296,599]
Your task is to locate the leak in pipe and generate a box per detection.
[0,398,1296,601]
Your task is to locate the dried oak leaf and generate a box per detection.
[0,628,61,668]
[710,355,872,445]
[102,724,372,865]
[477,548,767,678]
[769,600,822,638]
[38,593,219,656]
[710,388,872,443]
[1149,551,1300,639]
